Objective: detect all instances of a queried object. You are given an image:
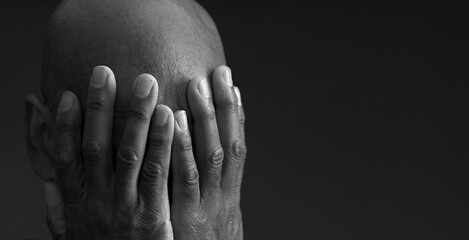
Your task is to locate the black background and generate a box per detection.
[1,1,469,239]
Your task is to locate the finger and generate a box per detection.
[233,86,247,198]
[44,182,66,240]
[82,66,116,198]
[211,67,245,193]
[139,105,174,216]
[234,87,245,142]
[116,74,158,206]
[172,110,200,209]
[54,91,84,202]
[187,76,224,196]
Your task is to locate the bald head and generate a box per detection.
[41,0,225,115]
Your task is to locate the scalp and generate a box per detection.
[41,0,225,115]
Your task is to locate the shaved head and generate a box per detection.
[41,0,225,117]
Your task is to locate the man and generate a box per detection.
[24,0,247,239]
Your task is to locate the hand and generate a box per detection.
[171,66,247,240]
[52,66,174,239]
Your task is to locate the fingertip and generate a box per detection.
[130,74,159,103]
[191,75,206,85]
[135,73,159,90]
[187,76,214,124]
[92,65,112,79]
[57,91,82,123]
[188,75,208,98]
[90,66,110,89]
[58,91,75,112]
[212,66,235,109]
[154,105,175,141]
[155,105,173,126]
[234,87,242,106]
[93,65,111,73]
[213,65,229,78]
[213,65,232,86]
[174,110,188,133]
[95,65,117,89]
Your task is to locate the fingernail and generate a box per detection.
[135,75,155,98]
[197,78,210,99]
[90,66,108,88]
[59,91,74,111]
[234,87,242,106]
[155,105,169,125]
[224,67,233,86]
[175,111,188,132]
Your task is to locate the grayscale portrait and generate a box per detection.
[1,0,468,239]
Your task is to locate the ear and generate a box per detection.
[25,94,56,181]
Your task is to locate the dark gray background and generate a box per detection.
[1,1,469,239]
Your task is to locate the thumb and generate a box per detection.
[44,181,66,240]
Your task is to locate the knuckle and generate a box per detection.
[55,116,73,135]
[204,105,217,122]
[177,134,193,153]
[182,164,199,188]
[81,141,104,160]
[128,102,151,122]
[86,95,106,112]
[221,93,238,113]
[208,146,224,170]
[142,160,166,181]
[117,146,140,165]
[149,132,170,150]
[231,138,247,162]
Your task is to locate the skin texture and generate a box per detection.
[25,0,247,239]
[45,66,246,239]
[53,67,175,239]
[41,0,225,141]
[170,66,246,240]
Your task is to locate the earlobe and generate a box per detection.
[25,94,56,181]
